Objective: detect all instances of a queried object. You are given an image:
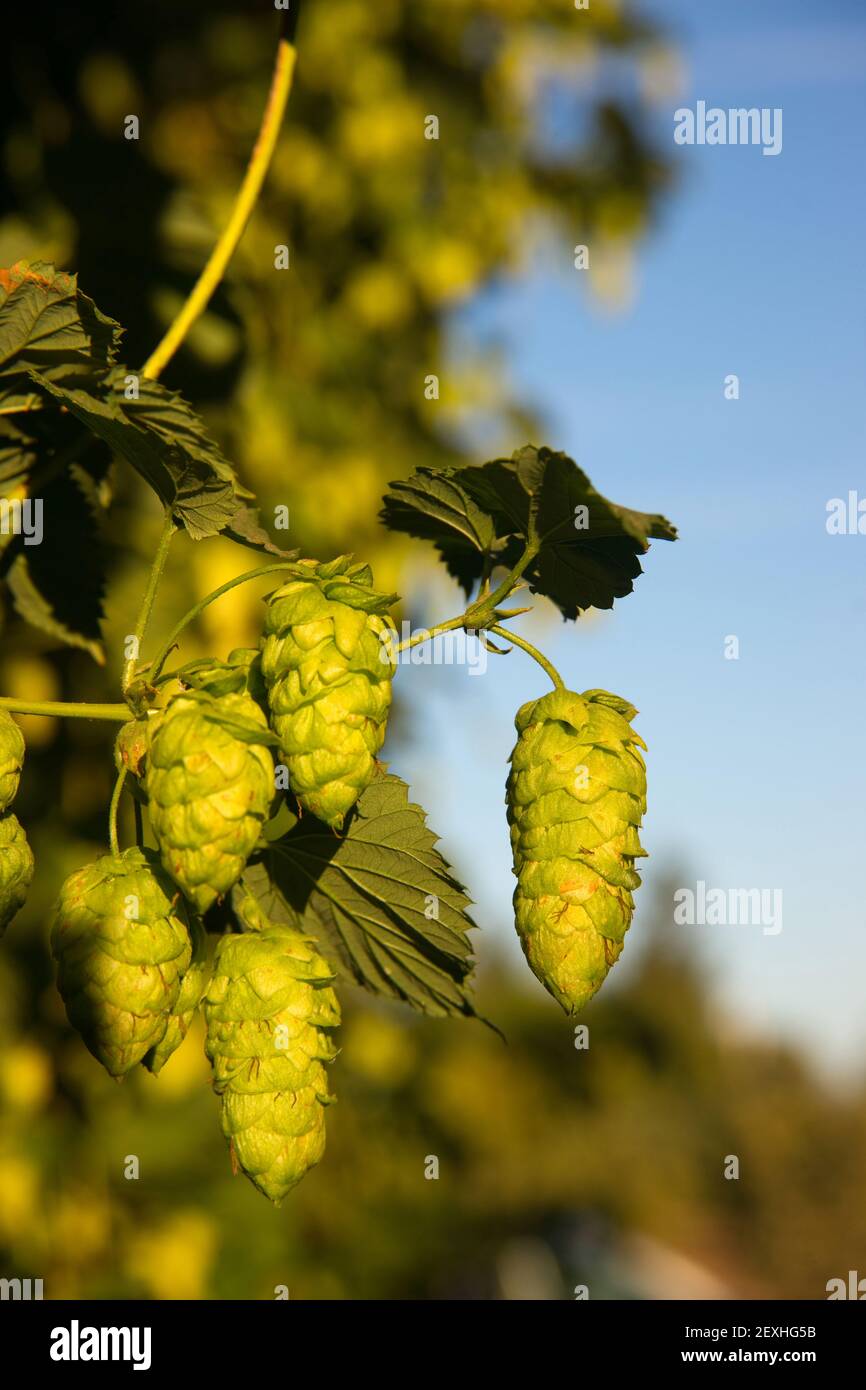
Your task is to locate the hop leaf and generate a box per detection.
[144,690,275,914]
[0,812,34,937]
[506,688,647,1014]
[143,916,210,1075]
[260,556,397,830]
[204,909,340,1204]
[0,709,25,811]
[50,847,193,1077]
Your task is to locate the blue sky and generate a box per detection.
[392,0,866,1076]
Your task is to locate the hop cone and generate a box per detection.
[0,812,35,937]
[506,688,647,1015]
[143,916,210,1075]
[205,907,340,1203]
[51,847,193,1077]
[260,556,396,830]
[114,718,150,779]
[145,690,274,913]
[0,709,25,811]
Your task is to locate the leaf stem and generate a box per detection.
[141,17,299,381]
[149,561,299,681]
[393,614,467,656]
[480,541,538,612]
[488,624,564,690]
[108,769,127,857]
[0,697,131,721]
[122,513,177,694]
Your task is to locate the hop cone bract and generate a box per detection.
[51,847,193,1077]
[0,709,25,811]
[143,916,210,1075]
[205,913,340,1204]
[260,556,396,830]
[145,690,274,913]
[0,812,35,937]
[506,688,647,1014]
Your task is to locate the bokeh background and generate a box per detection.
[1,0,865,1299]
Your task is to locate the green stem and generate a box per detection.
[108,770,127,856]
[122,513,177,694]
[393,614,467,656]
[488,624,564,690]
[480,541,539,612]
[141,17,299,381]
[393,539,541,657]
[0,698,131,721]
[149,561,299,681]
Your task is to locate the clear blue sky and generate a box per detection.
[392,0,866,1075]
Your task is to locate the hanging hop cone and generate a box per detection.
[143,915,210,1075]
[0,708,25,811]
[0,812,35,937]
[204,898,340,1204]
[260,556,397,830]
[51,848,193,1077]
[506,688,647,1015]
[144,690,275,914]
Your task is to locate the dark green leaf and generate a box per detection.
[245,772,478,1018]
[0,260,119,411]
[380,467,505,593]
[3,471,106,662]
[30,368,243,540]
[382,445,677,618]
[224,504,299,558]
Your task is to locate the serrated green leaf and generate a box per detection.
[0,418,38,491]
[0,260,120,411]
[29,368,243,540]
[3,471,106,662]
[500,445,677,618]
[224,504,298,558]
[245,772,478,1019]
[380,467,506,592]
[382,445,677,618]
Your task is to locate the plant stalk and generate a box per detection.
[149,561,300,681]
[108,769,128,857]
[122,513,177,694]
[488,624,564,690]
[141,16,299,381]
[0,698,131,721]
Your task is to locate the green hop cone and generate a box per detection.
[114,718,151,780]
[0,709,25,811]
[506,688,648,1015]
[144,690,274,914]
[143,915,210,1075]
[51,847,193,1077]
[0,812,35,937]
[260,555,397,830]
[204,908,340,1204]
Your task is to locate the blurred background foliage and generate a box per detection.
[1,0,862,1299]
[3,878,865,1300]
